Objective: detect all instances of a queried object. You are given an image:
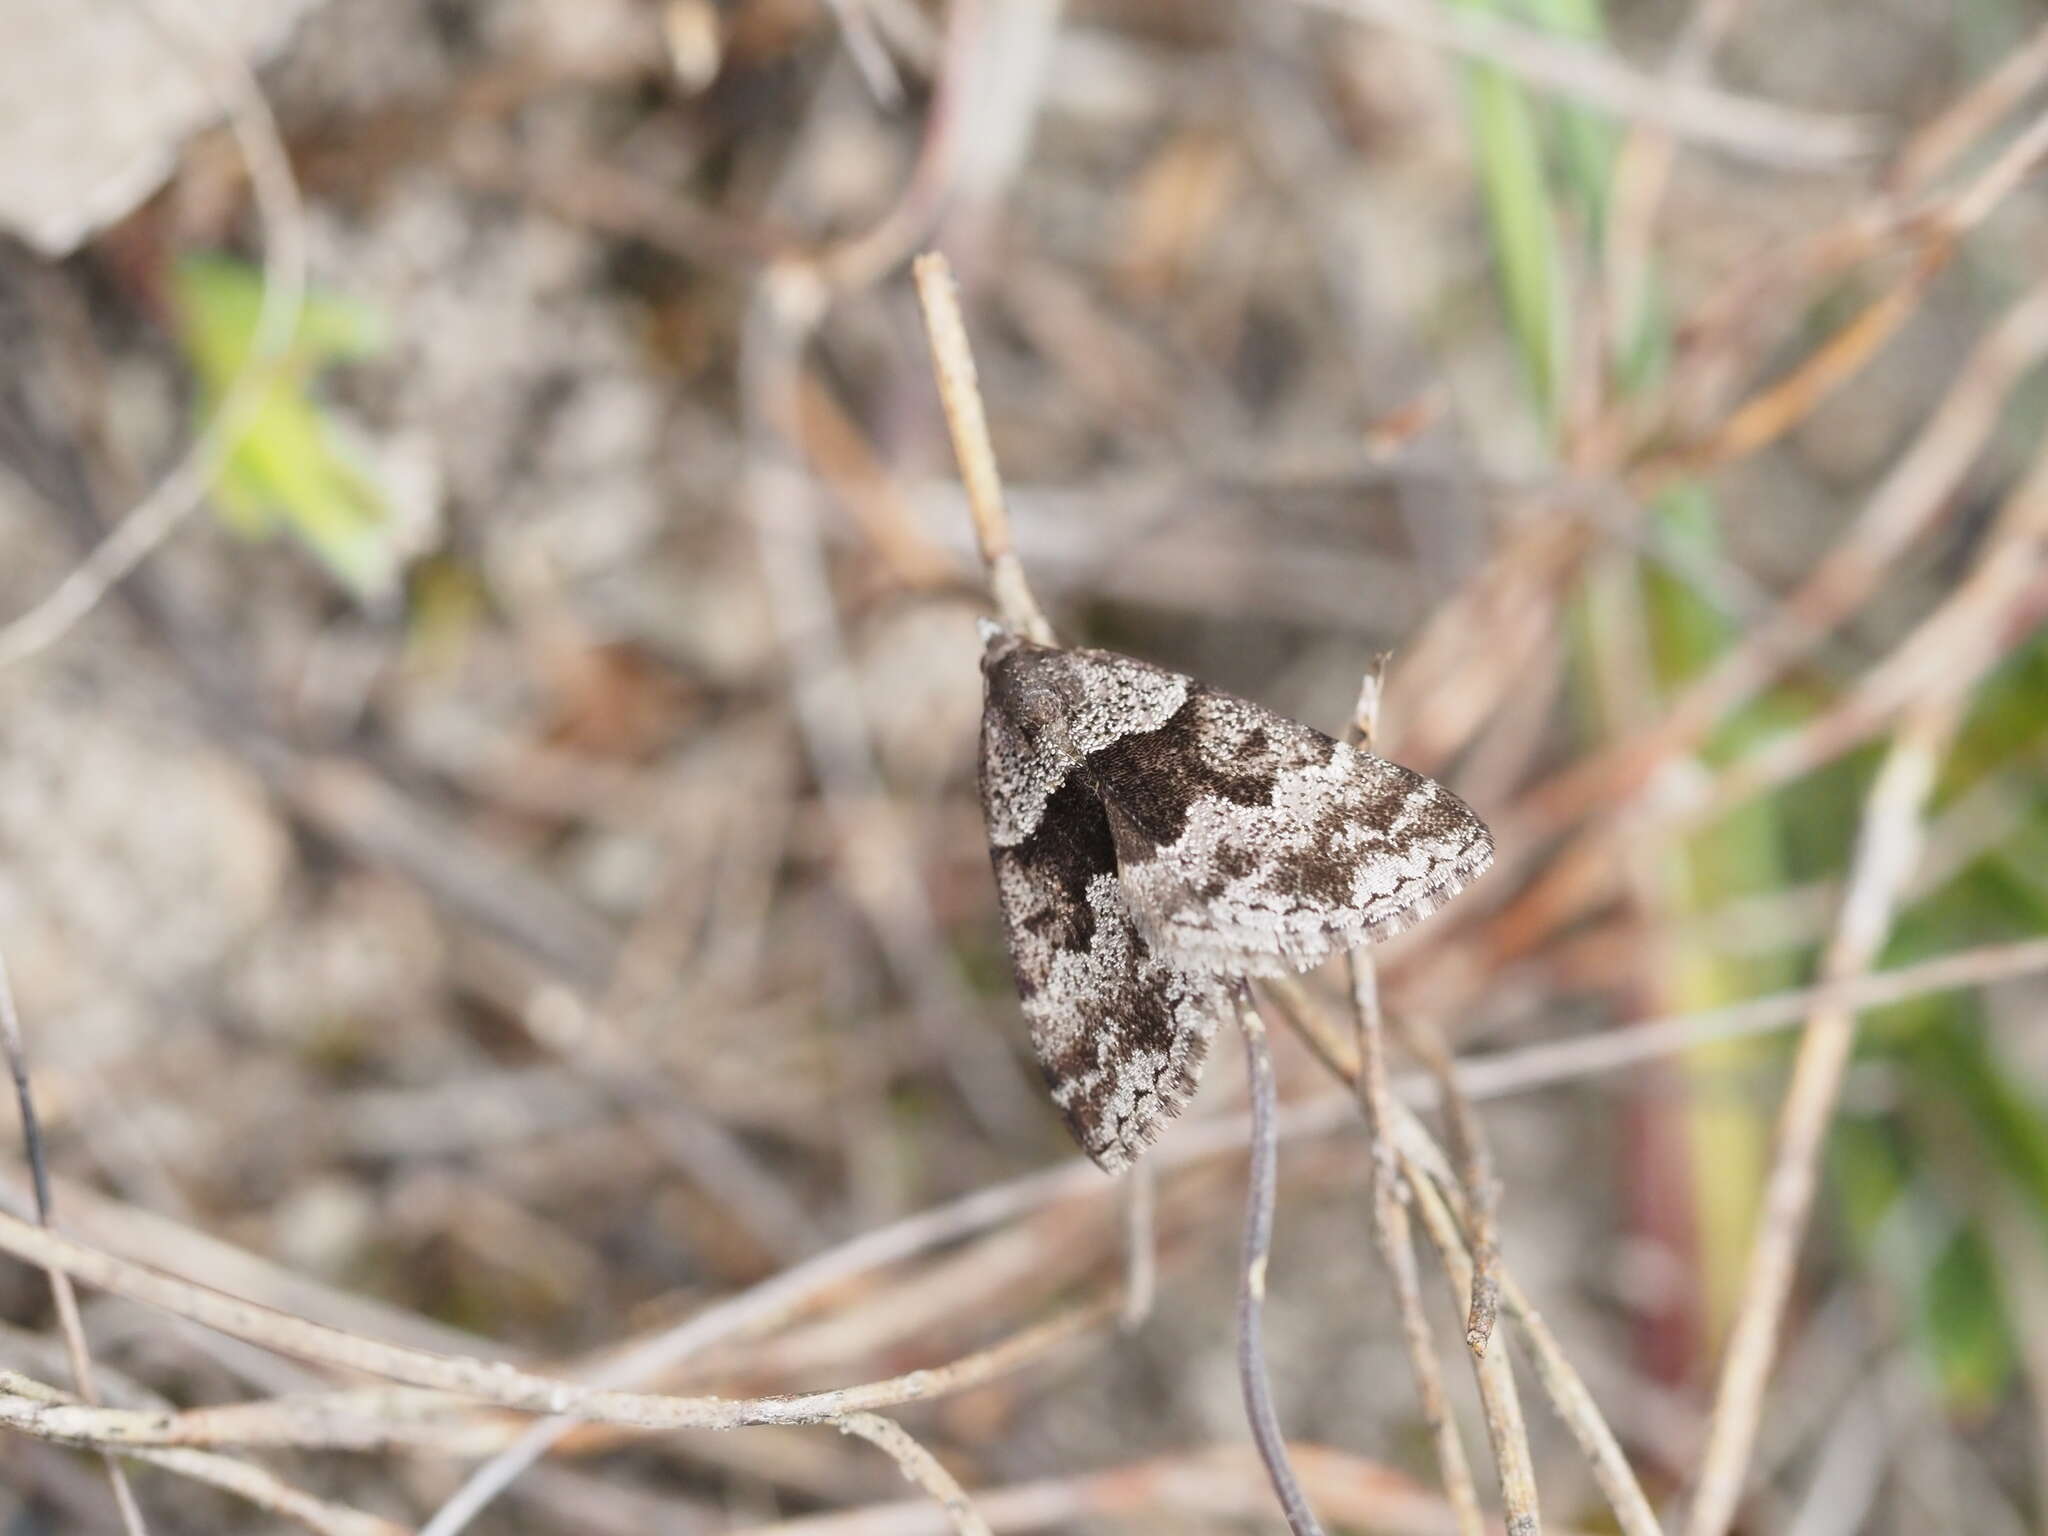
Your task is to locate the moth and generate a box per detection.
[979,625,1494,1172]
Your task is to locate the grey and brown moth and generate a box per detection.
[979,625,1494,1172]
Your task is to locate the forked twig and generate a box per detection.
[1399,1020,1503,1357]
[0,1371,401,1536]
[1265,968,1661,1536]
[834,1413,993,1536]
[1347,664,1529,1522]
[1348,952,1485,1535]
[1405,1159,1542,1536]
[1343,662,1485,1533]
[1390,1101,1661,1536]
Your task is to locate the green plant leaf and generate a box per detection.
[172,254,400,601]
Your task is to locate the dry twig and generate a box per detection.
[0,953,148,1535]
[1683,690,1970,1536]
[0,0,307,669]
[1403,1163,1542,1535]
[1265,967,1662,1536]
[1401,1020,1503,1357]
[1295,0,1873,168]
[0,1371,403,1536]
[912,251,1056,644]
[835,1412,993,1536]
[1341,661,1484,1532]
[1347,951,1485,1535]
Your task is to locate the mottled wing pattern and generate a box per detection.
[983,755,1227,1172]
[979,635,1491,1172]
[1085,675,1493,975]
[978,645,1188,849]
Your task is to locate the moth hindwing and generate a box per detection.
[978,630,1493,1171]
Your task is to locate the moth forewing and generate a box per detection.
[978,631,1493,1169]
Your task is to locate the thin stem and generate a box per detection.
[1392,1101,1662,1536]
[1684,690,1967,1536]
[1402,1020,1503,1356]
[1406,1166,1542,1536]
[1338,647,1484,1532]
[1349,953,1486,1535]
[0,951,149,1534]
[1234,990,1327,1536]
[833,1414,992,1536]
[911,251,1055,644]
[1267,961,1660,1536]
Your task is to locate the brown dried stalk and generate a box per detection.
[911,249,1169,1344]
[1683,693,1970,1536]
[1348,951,1486,1536]
[912,251,1056,645]
[1341,660,1485,1532]
[1265,970,1661,1536]
[1403,1163,1542,1535]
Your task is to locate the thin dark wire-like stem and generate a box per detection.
[0,957,55,1223]
[0,952,150,1535]
[1234,989,1327,1536]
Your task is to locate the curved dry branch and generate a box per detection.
[0,0,307,670]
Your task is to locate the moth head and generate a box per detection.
[980,628,1077,759]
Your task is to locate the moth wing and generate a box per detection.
[986,773,1226,1173]
[1084,680,1493,977]
[979,640,1190,850]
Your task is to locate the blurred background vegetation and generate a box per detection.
[0,0,2045,1532]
